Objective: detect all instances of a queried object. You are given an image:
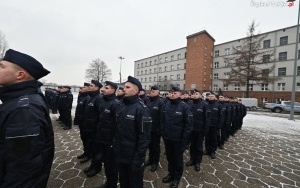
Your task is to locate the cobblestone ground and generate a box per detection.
[47,113,300,188]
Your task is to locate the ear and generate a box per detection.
[16,70,27,80]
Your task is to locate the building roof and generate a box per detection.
[186,30,215,42]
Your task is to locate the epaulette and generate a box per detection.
[17,95,30,108]
[114,99,121,104]
[181,101,189,107]
[139,101,147,107]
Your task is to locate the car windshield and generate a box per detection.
[284,102,291,105]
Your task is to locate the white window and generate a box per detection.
[165,57,168,62]
[154,60,157,64]
[171,55,174,61]
[223,84,228,91]
[145,78,147,82]
[149,77,152,82]
[249,84,253,91]
[150,61,152,65]
[177,64,181,70]
[297,83,300,91]
[141,71,143,75]
[154,68,157,73]
[159,67,162,72]
[145,85,147,90]
[178,54,181,59]
[214,50,219,57]
[171,65,174,70]
[261,98,268,103]
[214,62,219,68]
[236,46,241,51]
[164,76,167,80]
[137,64,140,68]
[278,83,285,91]
[137,71,139,75]
[141,78,143,82]
[224,60,229,67]
[159,58,162,63]
[149,69,152,73]
[224,72,229,79]
[145,62,148,66]
[234,84,240,91]
[261,84,268,91]
[145,70,147,75]
[165,66,168,71]
[141,63,143,67]
[170,75,173,80]
[213,84,218,91]
[213,73,218,79]
[177,74,180,80]
[154,77,156,81]
[225,48,230,55]
[159,76,161,81]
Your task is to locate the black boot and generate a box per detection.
[195,163,200,172]
[86,168,101,177]
[162,175,173,183]
[151,163,158,172]
[170,180,180,188]
[185,160,195,167]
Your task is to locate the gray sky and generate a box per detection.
[0,0,298,85]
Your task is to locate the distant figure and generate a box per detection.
[0,49,54,187]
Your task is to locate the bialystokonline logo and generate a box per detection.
[250,0,296,7]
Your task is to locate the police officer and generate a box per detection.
[230,97,240,136]
[60,86,73,130]
[217,94,231,149]
[117,86,125,102]
[162,86,193,188]
[205,93,224,159]
[139,88,150,105]
[237,99,247,130]
[145,86,164,172]
[56,86,63,121]
[81,80,104,167]
[0,49,54,187]
[95,81,120,188]
[74,83,91,159]
[186,89,210,171]
[113,76,152,188]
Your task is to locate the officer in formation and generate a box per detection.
[116,86,125,102]
[139,88,150,105]
[0,49,54,188]
[186,89,210,172]
[161,86,193,188]
[114,76,152,188]
[57,86,73,130]
[81,80,104,176]
[144,86,164,172]
[217,94,231,149]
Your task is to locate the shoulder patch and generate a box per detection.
[17,96,30,108]
[139,101,147,107]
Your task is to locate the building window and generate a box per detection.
[225,48,230,55]
[263,39,271,48]
[263,54,270,63]
[171,65,174,70]
[154,77,156,81]
[213,84,218,91]
[213,73,218,79]
[137,71,139,76]
[249,84,253,91]
[150,61,152,66]
[215,50,219,57]
[224,72,229,79]
[141,63,143,67]
[280,36,288,46]
[159,76,161,81]
[159,67,162,72]
[170,75,173,80]
[184,63,186,69]
[141,78,143,82]
[145,78,147,82]
[279,52,287,61]
[214,62,219,68]
[297,83,300,90]
[262,69,269,77]
[278,83,286,91]
[234,84,240,91]
[297,66,300,76]
[261,98,268,103]
[184,74,186,79]
[154,68,157,73]
[141,71,143,75]
[149,77,152,82]
[177,64,181,70]
[178,54,181,59]
[154,60,157,64]
[137,64,140,68]
[223,84,228,91]
[159,58,162,63]
[145,85,147,90]
[171,55,174,61]
[165,57,168,62]
[165,66,167,71]
[145,62,148,66]
[224,60,229,67]
[149,69,152,74]
[164,76,167,81]
[185,52,187,58]
[261,84,268,91]
[145,70,147,75]
[235,46,241,52]
[177,74,180,80]
[298,50,300,59]
[278,67,286,76]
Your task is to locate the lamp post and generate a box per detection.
[287,0,300,120]
[118,56,125,83]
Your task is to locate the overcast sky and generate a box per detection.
[0,0,298,85]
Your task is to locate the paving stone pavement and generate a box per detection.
[47,113,300,188]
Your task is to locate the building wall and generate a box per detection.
[185,31,215,91]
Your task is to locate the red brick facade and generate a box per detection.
[185,31,215,91]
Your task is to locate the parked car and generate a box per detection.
[238,98,258,111]
[263,101,300,113]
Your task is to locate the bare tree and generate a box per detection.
[85,58,112,83]
[0,31,9,59]
[223,20,279,97]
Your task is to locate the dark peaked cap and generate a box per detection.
[126,76,142,91]
[105,81,118,90]
[91,80,103,88]
[151,86,159,90]
[3,49,50,80]
[118,87,124,90]
[84,82,90,87]
[171,86,180,92]
[193,89,200,93]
